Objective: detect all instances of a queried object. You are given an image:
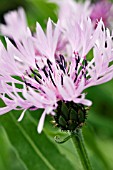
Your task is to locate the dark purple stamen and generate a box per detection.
[56,55,66,74]
[105,41,107,48]
[47,59,53,73]
[36,73,42,79]
[49,71,56,87]
[34,75,42,84]
[84,59,87,67]
[42,66,48,77]
[59,64,66,73]
[30,67,37,75]
[61,74,63,85]
[75,54,80,70]
[59,54,66,68]
[26,70,32,78]
[24,81,37,89]
[29,106,37,110]
[30,67,42,80]
[74,52,87,83]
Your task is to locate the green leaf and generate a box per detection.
[0,111,76,170]
[83,126,110,170]
[0,126,27,170]
[26,0,58,30]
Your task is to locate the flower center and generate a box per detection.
[22,52,87,90]
[21,52,88,112]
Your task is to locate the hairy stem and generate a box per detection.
[71,129,93,170]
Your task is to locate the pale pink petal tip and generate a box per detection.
[37,111,46,134]
[18,109,27,122]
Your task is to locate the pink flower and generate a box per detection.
[0,8,28,41]
[90,0,113,28]
[50,0,91,28]
[51,0,113,29]
[0,9,113,133]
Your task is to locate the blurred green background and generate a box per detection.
[0,0,113,170]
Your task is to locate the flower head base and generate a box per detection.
[53,101,88,132]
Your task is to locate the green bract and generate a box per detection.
[54,101,88,131]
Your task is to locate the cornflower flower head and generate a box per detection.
[0,8,113,134]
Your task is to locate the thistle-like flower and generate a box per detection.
[0,8,113,134]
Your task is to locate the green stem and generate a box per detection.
[71,129,92,170]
